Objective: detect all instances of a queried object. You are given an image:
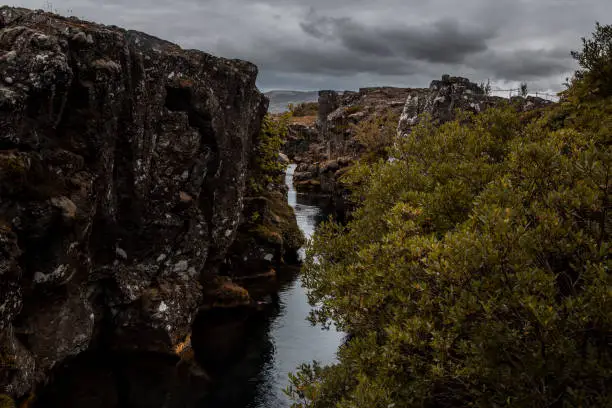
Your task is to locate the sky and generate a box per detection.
[8,0,609,92]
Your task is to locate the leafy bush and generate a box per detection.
[352,109,399,161]
[289,102,319,117]
[288,25,612,408]
[249,113,291,193]
[571,22,612,97]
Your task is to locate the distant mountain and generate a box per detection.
[264,90,320,113]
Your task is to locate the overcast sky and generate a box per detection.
[9,0,609,92]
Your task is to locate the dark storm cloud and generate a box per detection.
[383,20,494,63]
[217,37,419,76]
[9,0,610,91]
[300,12,496,63]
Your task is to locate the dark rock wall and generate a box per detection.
[0,6,267,399]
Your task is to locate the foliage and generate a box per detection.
[288,24,612,408]
[352,109,399,161]
[244,114,305,256]
[289,102,319,117]
[520,81,528,97]
[250,211,261,223]
[249,113,291,193]
[0,395,15,408]
[478,79,492,95]
[571,22,612,97]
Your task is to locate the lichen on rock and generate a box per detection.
[0,5,267,400]
[397,75,553,137]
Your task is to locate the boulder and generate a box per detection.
[278,152,290,165]
[224,190,305,277]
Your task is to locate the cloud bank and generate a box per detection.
[11,0,608,91]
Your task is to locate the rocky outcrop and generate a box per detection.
[398,75,552,137]
[224,188,304,279]
[284,78,555,222]
[283,122,318,160]
[0,6,267,402]
[318,87,414,160]
[287,87,413,199]
[317,90,340,145]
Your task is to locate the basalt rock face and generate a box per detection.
[283,122,318,160]
[0,6,266,401]
[290,87,413,196]
[398,75,552,137]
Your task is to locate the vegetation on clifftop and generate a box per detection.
[288,24,612,407]
[249,113,292,194]
[289,102,319,117]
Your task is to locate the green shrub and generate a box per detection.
[250,211,261,223]
[249,113,291,193]
[570,22,612,97]
[288,24,612,408]
[351,109,399,161]
[289,102,319,117]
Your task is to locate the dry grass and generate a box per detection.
[289,115,317,126]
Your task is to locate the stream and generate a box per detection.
[242,164,344,407]
[203,164,345,407]
[250,164,345,407]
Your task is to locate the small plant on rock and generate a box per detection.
[249,113,291,193]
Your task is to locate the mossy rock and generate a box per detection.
[4,156,28,174]
[344,105,363,115]
[205,277,252,308]
[265,192,305,252]
[0,155,28,194]
[0,395,16,408]
[246,192,305,252]
[0,344,17,369]
[252,224,283,245]
[227,188,304,277]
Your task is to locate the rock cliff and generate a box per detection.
[284,87,414,218]
[398,75,552,136]
[0,6,267,403]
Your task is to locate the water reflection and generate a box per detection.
[201,164,344,408]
